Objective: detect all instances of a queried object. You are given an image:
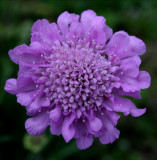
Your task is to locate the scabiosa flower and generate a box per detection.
[4,10,150,149]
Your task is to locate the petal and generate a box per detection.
[81,10,96,34]
[25,112,49,136]
[50,119,63,136]
[113,96,146,117]
[120,71,151,91]
[31,23,61,44]
[127,36,146,57]
[9,43,42,64]
[76,136,93,150]
[99,127,120,144]
[18,61,36,76]
[104,25,113,41]
[31,19,49,33]
[4,78,17,94]
[99,116,120,144]
[119,83,139,92]
[17,75,35,93]
[106,31,130,57]
[57,11,79,36]
[62,114,76,142]
[66,22,82,41]
[120,55,141,78]
[49,105,61,122]
[88,16,107,44]
[17,91,35,106]
[103,110,120,126]
[112,88,141,99]
[27,95,50,115]
[102,97,114,111]
[88,116,102,132]
[106,31,146,59]
[135,71,151,89]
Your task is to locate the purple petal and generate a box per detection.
[76,136,93,150]
[66,22,82,41]
[135,71,151,89]
[105,31,146,59]
[32,23,61,44]
[17,91,35,106]
[50,119,63,136]
[99,116,120,144]
[57,11,79,36]
[113,96,146,117]
[120,55,141,78]
[105,31,130,57]
[25,112,49,136]
[120,71,151,91]
[119,83,139,92]
[103,110,120,126]
[18,61,36,76]
[81,10,97,34]
[102,96,114,111]
[127,36,146,57]
[88,116,102,132]
[113,88,141,99]
[104,25,113,41]
[49,105,61,122]
[4,78,17,94]
[62,114,76,142]
[31,19,49,33]
[17,75,35,93]
[88,16,107,44]
[27,95,50,115]
[9,43,42,64]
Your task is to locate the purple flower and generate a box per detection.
[4,10,151,149]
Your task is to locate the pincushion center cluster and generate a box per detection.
[35,40,119,114]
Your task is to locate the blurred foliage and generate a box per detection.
[0,0,157,160]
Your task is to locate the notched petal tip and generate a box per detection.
[25,113,49,136]
[76,136,93,150]
[31,19,49,33]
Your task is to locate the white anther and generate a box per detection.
[32,61,35,64]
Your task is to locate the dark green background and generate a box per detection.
[0,0,157,160]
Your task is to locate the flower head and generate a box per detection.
[5,10,151,149]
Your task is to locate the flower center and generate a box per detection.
[34,40,120,115]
